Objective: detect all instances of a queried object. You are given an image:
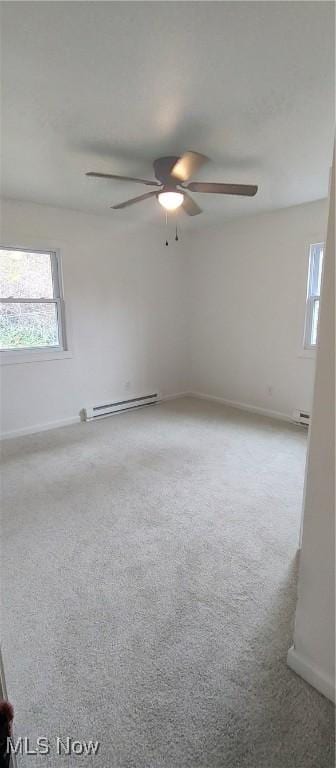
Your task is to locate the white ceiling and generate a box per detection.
[2,1,335,228]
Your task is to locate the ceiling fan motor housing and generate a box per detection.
[153,156,180,184]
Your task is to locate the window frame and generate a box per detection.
[303,242,324,351]
[0,246,70,364]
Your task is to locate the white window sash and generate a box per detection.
[303,243,324,350]
[0,247,67,354]
[0,298,58,303]
[304,296,318,349]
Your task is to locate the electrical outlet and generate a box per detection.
[267,385,273,397]
[125,381,131,391]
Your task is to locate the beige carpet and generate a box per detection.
[1,398,334,767]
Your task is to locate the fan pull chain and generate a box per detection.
[163,214,180,246]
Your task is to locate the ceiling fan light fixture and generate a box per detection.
[158,190,184,211]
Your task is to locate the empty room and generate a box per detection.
[0,2,335,767]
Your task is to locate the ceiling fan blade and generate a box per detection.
[111,190,158,209]
[182,191,202,216]
[186,182,258,196]
[171,151,209,182]
[86,172,160,187]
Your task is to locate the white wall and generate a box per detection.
[288,158,335,701]
[187,200,328,418]
[1,197,329,436]
[0,200,189,436]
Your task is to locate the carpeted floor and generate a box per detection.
[1,397,334,767]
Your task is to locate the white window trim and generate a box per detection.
[302,242,324,353]
[298,347,316,360]
[0,246,71,365]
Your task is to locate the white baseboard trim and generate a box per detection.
[1,416,80,440]
[160,391,191,402]
[0,391,294,440]
[0,393,192,440]
[188,391,292,423]
[287,646,335,703]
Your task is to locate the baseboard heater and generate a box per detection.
[292,409,310,427]
[83,393,159,421]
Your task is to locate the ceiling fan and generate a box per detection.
[86,151,258,216]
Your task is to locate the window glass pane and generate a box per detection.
[309,244,324,297]
[316,247,324,295]
[0,302,59,349]
[311,299,319,346]
[0,249,54,299]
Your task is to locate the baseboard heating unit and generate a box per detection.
[292,409,310,427]
[83,393,159,421]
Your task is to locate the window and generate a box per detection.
[0,247,67,353]
[304,243,324,349]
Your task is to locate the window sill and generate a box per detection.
[0,349,73,366]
